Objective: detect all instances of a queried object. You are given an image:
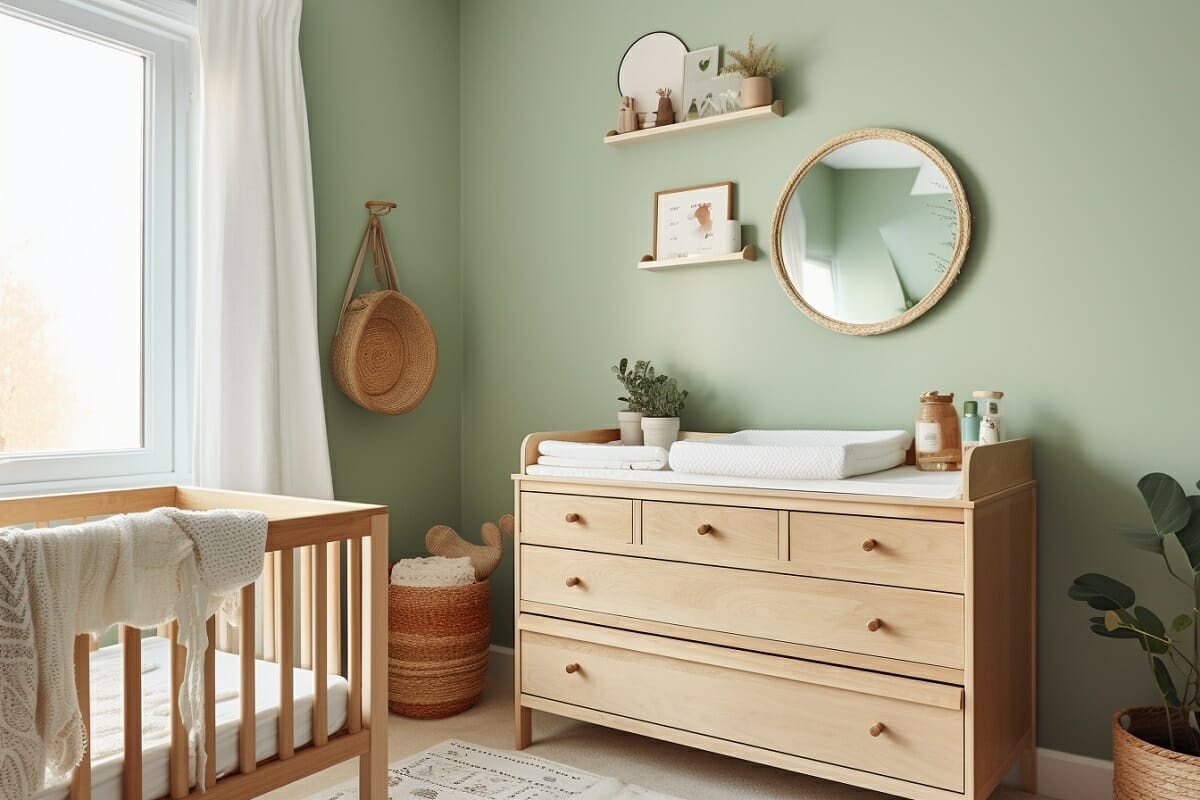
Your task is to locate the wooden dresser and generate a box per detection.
[512,430,1036,800]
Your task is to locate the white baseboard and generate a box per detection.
[489,643,515,656]
[1002,748,1112,800]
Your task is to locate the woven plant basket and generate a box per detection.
[388,578,490,719]
[1113,707,1200,800]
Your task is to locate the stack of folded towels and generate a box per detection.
[537,440,669,471]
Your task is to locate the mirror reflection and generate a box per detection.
[772,130,970,335]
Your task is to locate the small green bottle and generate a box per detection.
[961,400,981,443]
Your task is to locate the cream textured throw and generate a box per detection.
[389,556,475,588]
[0,508,267,800]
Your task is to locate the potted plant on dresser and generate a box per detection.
[1069,472,1200,799]
[612,357,652,445]
[639,367,689,451]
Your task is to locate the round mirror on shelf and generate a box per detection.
[617,31,687,123]
[770,128,971,336]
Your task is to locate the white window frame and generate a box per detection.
[0,0,195,496]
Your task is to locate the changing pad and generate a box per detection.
[668,429,913,480]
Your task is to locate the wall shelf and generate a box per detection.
[605,101,783,145]
[638,245,757,271]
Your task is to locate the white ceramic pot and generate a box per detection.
[640,416,680,451]
[741,76,773,109]
[617,411,644,445]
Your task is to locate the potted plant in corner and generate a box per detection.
[720,34,783,109]
[612,357,652,444]
[1068,472,1200,799]
[639,366,689,451]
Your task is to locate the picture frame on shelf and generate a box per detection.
[681,46,719,121]
[653,182,733,260]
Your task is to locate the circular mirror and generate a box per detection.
[770,128,971,335]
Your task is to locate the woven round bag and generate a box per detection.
[332,202,437,415]
[1113,707,1200,800]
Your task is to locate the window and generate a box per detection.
[801,256,836,318]
[0,0,194,493]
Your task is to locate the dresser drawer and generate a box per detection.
[790,512,964,593]
[520,493,633,548]
[521,545,964,668]
[520,618,964,792]
[642,501,778,561]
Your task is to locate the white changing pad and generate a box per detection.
[668,429,913,480]
[524,464,963,500]
[35,636,349,800]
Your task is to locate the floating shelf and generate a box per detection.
[605,101,784,145]
[638,245,757,271]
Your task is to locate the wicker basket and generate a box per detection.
[1113,707,1200,799]
[387,578,490,719]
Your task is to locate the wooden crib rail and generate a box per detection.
[0,487,389,800]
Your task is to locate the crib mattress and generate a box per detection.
[34,636,350,800]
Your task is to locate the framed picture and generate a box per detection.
[653,182,733,260]
[681,46,719,121]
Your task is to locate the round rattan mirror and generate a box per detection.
[770,128,971,335]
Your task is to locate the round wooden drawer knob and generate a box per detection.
[565,663,581,674]
[697,524,714,535]
[564,576,581,587]
[867,618,884,632]
[861,539,877,552]
[564,512,580,523]
[869,722,886,737]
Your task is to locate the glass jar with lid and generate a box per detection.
[915,391,962,471]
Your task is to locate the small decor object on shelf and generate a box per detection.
[616,95,637,134]
[653,88,675,127]
[720,33,783,109]
[653,181,733,260]
[637,362,689,451]
[612,357,653,444]
[1068,472,1200,797]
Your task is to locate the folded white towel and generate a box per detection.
[537,455,667,471]
[389,556,476,587]
[669,430,913,480]
[538,440,669,464]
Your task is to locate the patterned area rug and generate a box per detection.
[308,740,683,800]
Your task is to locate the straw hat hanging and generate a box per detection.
[331,201,438,414]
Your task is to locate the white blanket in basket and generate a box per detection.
[668,429,913,480]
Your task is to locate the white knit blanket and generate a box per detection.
[389,556,475,587]
[0,507,267,800]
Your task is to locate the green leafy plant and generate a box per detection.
[720,34,784,79]
[1068,472,1200,755]
[641,372,688,418]
[611,357,653,412]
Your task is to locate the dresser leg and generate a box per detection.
[516,705,532,749]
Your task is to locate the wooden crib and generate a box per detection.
[0,486,389,800]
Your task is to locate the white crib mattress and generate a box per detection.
[523,463,964,500]
[35,636,350,800]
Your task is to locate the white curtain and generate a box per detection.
[194,0,333,500]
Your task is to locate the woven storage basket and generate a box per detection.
[387,578,490,719]
[1113,707,1200,800]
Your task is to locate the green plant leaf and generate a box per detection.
[1088,622,1139,639]
[1068,573,1135,610]
[1152,655,1181,705]
[1133,606,1170,654]
[1137,473,1190,536]
[1171,614,1194,632]
[1175,495,1200,573]
[1118,524,1165,555]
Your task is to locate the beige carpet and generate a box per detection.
[264,652,1048,800]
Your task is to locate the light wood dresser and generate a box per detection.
[512,430,1036,800]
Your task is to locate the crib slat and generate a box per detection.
[239,583,257,774]
[205,616,217,788]
[278,548,295,760]
[169,621,188,799]
[314,544,328,746]
[69,633,91,800]
[263,552,277,662]
[120,626,142,800]
[347,536,362,734]
[327,540,341,676]
[300,545,313,669]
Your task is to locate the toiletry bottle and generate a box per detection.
[915,391,962,471]
[973,390,1005,441]
[961,400,981,444]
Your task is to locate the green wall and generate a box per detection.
[301,0,463,557]
[458,0,1200,760]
